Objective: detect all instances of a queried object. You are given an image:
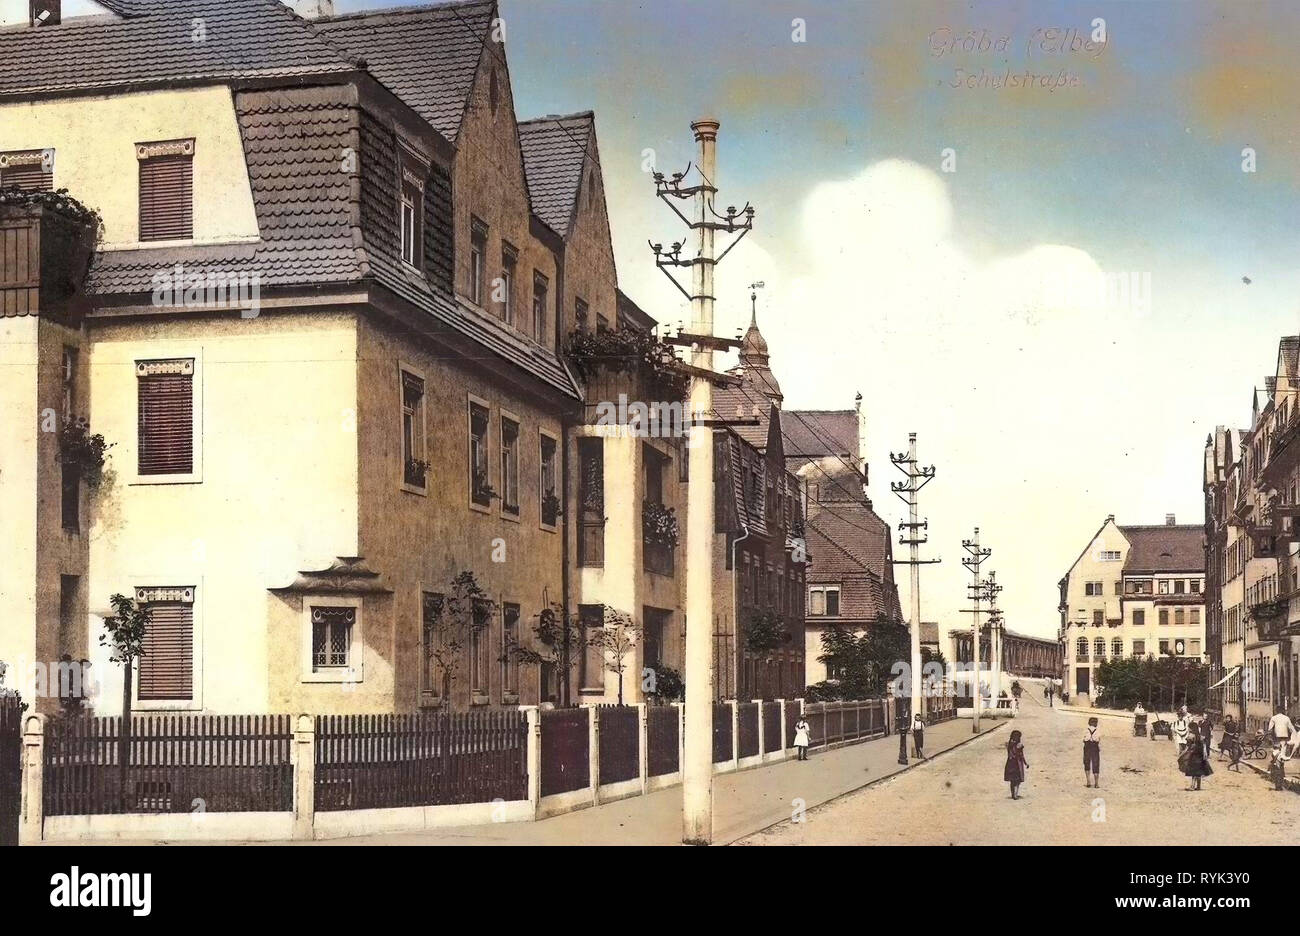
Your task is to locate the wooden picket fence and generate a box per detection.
[314,711,527,811]
[539,707,589,796]
[0,698,22,846]
[802,700,888,748]
[596,705,639,785]
[646,705,679,777]
[43,714,293,816]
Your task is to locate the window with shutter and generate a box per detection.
[136,587,195,701]
[137,359,194,476]
[0,150,54,192]
[137,140,194,242]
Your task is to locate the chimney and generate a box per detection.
[30,1,60,26]
[1106,514,1115,524]
[855,391,868,492]
[1166,513,1176,526]
[293,0,335,19]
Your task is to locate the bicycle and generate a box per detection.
[1241,730,1270,759]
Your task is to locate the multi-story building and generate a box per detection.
[1204,337,1300,730]
[0,0,696,715]
[1057,515,1205,702]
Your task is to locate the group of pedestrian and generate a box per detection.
[1172,706,1214,790]
[790,711,928,763]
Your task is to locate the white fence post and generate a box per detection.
[524,706,541,817]
[756,699,765,759]
[636,703,648,794]
[19,713,45,846]
[778,698,788,759]
[292,714,315,841]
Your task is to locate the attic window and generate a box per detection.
[400,163,425,269]
[0,150,54,192]
[137,139,194,242]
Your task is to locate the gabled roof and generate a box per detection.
[1119,525,1205,573]
[316,1,495,143]
[517,112,593,238]
[0,0,360,98]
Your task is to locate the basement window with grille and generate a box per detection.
[136,358,197,480]
[0,149,54,191]
[135,586,196,703]
[137,139,194,242]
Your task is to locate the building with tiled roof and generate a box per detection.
[0,0,681,715]
[1057,515,1206,704]
[1204,335,1300,731]
[710,302,900,686]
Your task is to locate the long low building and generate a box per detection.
[948,626,1061,682]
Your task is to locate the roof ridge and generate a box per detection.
[317,0,496,23]
[519,110,596,125]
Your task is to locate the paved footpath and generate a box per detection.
[738,684,1300,845]
[53,712,1004,846]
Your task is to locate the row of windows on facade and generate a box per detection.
[576,438,684,571]
[1074,607,1202,626]
[1,146,577,351]
[739,551,805,622]
[1073,636,1201,660]
[1082,577,1203,596]
[2,145,194,241]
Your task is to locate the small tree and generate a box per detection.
[102,593,149,803]
[588,608,640,705]
[425,571,496,707]
[503,603,584,707]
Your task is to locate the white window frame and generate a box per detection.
[129,348,203,486]
[539,428,559,532]
[468,393,492,513]
[500,410,521,520]
[301,594,363,684]
[808,584,841,617]
[399,362,428,495]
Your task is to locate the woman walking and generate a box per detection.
[911,712,926,759]
[1004,729,1029,799]
[1178,721,1213,790]
[793,715,811,761]
[1083,717,1101,788]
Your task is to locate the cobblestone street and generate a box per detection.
[738,689,1300,845]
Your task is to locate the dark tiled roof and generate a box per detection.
[712,379,773,449]
[785,409,856,458]
[0,0,359,98]
[1120,525,1205,573]
[89,85,364,293]
[804,501,901,619]
[316,1,494,143]
[517,113,592,237]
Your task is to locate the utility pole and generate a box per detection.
[961,529,992,733]
[890,434,938,756]
[986,571,1004,704]
[649,119,754,845]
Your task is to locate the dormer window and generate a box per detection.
[137,139,194,242]
[400,164,424,268]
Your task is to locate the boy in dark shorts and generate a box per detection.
[1083,716,1101,788]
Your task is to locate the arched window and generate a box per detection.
[1076,637,1088,661]
[1094,637,1106,659]
[1112,638,1123,658]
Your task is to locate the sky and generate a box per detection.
[36,0,1300,639]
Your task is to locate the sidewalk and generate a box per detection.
[49,715,1007,846]
[324,715,1006,846]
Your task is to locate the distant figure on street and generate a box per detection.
[1083,717,1101,788]
[1173,708,1190,754]
[1004,729,1029,800]
[793,716,811,761]
[1178,721,1212,790]
[1133,702,1147,737]
[1200,713,1215,762]
[912,712,926,759]
[1220,714,1240,769]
